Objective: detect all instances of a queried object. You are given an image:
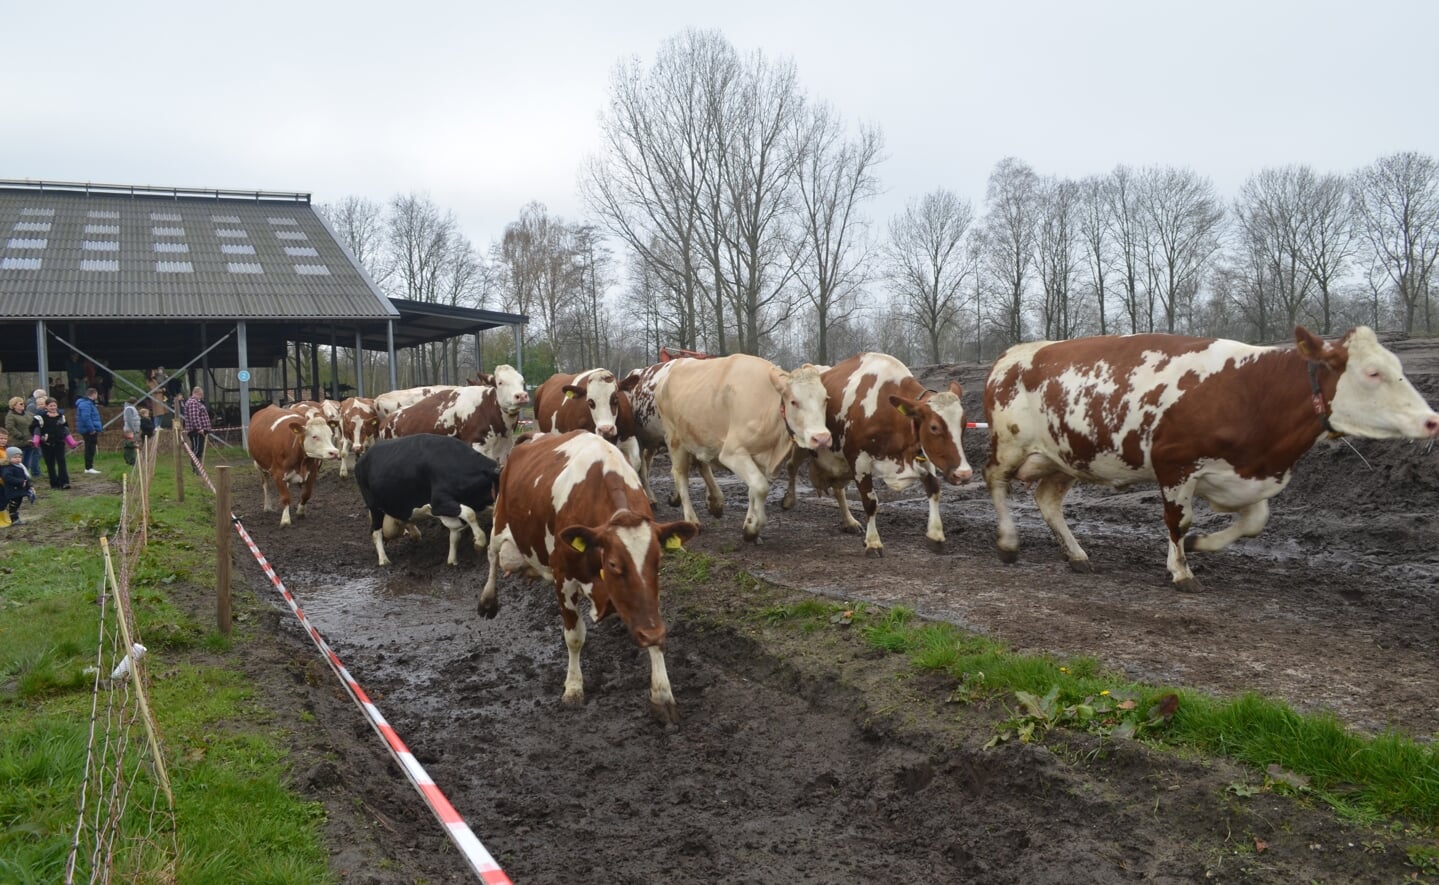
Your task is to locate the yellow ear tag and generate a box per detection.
[664,535,683,551]
[564,389,575,399]
[599,569,606,580]
[896,402,912,416]
[570,537,587,553]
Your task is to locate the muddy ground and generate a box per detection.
[199,337,1438,882]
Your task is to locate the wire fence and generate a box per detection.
[65,434,178,884]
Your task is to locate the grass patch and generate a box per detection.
[0,451,331,883]
[691,563,1439,833]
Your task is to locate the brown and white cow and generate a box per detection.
[985,325,1439,590]
[337,396,380,477]
[247,405,343,527]
[477,430,699,724]
[656,354,831,543]
[803,352,972,556]
[534,368,644,487]
[291,400,344,463]
[373,385,456,419]
[379,383,525,467]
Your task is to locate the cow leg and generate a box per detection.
[437,517,467,566]
[338,441,352,478]
[668,443,700,524]
[558,579,589,705]
[274,472,294,527]
[639,446,659,505]
[718,451,769,543]
[255,463,274,512]
[647,645,678,725]
[296,464,318,519]
[370,509,391,566]
[832,484,862,534]
[1185,499,1270,554]
[922,471,946,552]
[477,526,510,618]
[857,474,883,557]
[1160,477,1201,590]
[619,437,645,494]
[1033,475,1088,572]
[699,461,724,518]
[782,448,808,510]
[985,462,1020,564]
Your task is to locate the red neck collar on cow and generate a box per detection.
[1307,360,1343,438]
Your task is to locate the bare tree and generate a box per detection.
[1076,175,1115,336]
[790,102,884,363]
[1233,166,1312,341]
[1034,175,1081,339]
[1294,170,1356,334]
[1139,166,1224,333]
[1104,165,1153,333]
[1352,151,1439,333]
[318,195,390,286]
[571,225,615,368]
[885,189,975,364]
[495,203,582,369]
[979,157,1039,347]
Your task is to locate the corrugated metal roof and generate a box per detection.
[0,181,399,321]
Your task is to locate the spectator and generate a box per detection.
[66,354,86,406]
[3,446,33,525]
[122,398,142,466]
[5,397,36,481]
[31,398,78,489]
[139,407,155,448]
[181,386,212,473]
[22,389,46,477]
[76,387,103,474]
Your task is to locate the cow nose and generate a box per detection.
[598,424,617,440]
[517,392,531,404]
[949,465,974,484]
[1425,414,1439,437]
[810,430,832,450]
[630,623,666,647]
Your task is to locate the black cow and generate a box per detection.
[355,435,502,566]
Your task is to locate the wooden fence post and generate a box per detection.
[174,425,184,503]
[216,466,231,635]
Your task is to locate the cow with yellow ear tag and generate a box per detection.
[478,429,699,725]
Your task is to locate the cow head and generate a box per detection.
[558,510,699,648]
[1299,326,1439,440]
[889,381,974,485]
[772,364,832,451]
[293,416,342,460]
[492,364,530,413]
[564,370,622,442]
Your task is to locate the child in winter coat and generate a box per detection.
[3,446,32,525]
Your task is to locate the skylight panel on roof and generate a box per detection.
[88,210,120,219]
[221,244,256,255]
[227,262,263,274]
[152,226,185,237]
[150,212,182,222]
[211,215,241,223]
[294,264,331,275]
[83,240,120,251]
[7,238,47,249]
[14,222,51,232]
[154,242,190,253]
[20,208,55,216]
[156,261,193,273]
[1,257,41,269]
[85,224,120,235]
[275,231,308,241]
[216,229,248,238]
[80,259,119,271]
[284,246,318,257]
[267,217,299,226]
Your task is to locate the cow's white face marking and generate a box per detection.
[301,417,341,459]
[492,364,528,412]
[1329,328,1439,439]
[780,365,832,451]
[578,370,621,437]
[615,523,654,583]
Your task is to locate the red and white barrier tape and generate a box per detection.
[180,438,512,883]
[965,422,989,429]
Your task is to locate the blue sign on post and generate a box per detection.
[237,370,251,382]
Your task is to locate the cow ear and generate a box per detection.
[948,381,964,398]
[289,422,305,435]
[618,372,641,393]
[658,521,700,551]
[769,365,790,394]
[889,393,922,419]
[1295,325,1345,369]
[562,384,585,400]
[559,525,600,554]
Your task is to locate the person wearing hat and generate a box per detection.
[2,445,33,525]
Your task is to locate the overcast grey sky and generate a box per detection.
[5,0,1435,252]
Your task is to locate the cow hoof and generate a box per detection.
[781,495,796,511]
[561,692,585,707]
[650,700,680,727]
[1181,533,1200,552]
[997,548,1019,564]
[667,493,681,507]
[926,538,946,554]
[477,599,500,619]
[742,531,761,545]
[707,503,725,518]
[864,546,883,559]
[839,523,860,535]
[1067,559,1093,574]
[1174,577,1204,593]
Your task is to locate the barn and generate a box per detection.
[0,178,526,441]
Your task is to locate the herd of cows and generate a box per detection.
[243,325,1439,721]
